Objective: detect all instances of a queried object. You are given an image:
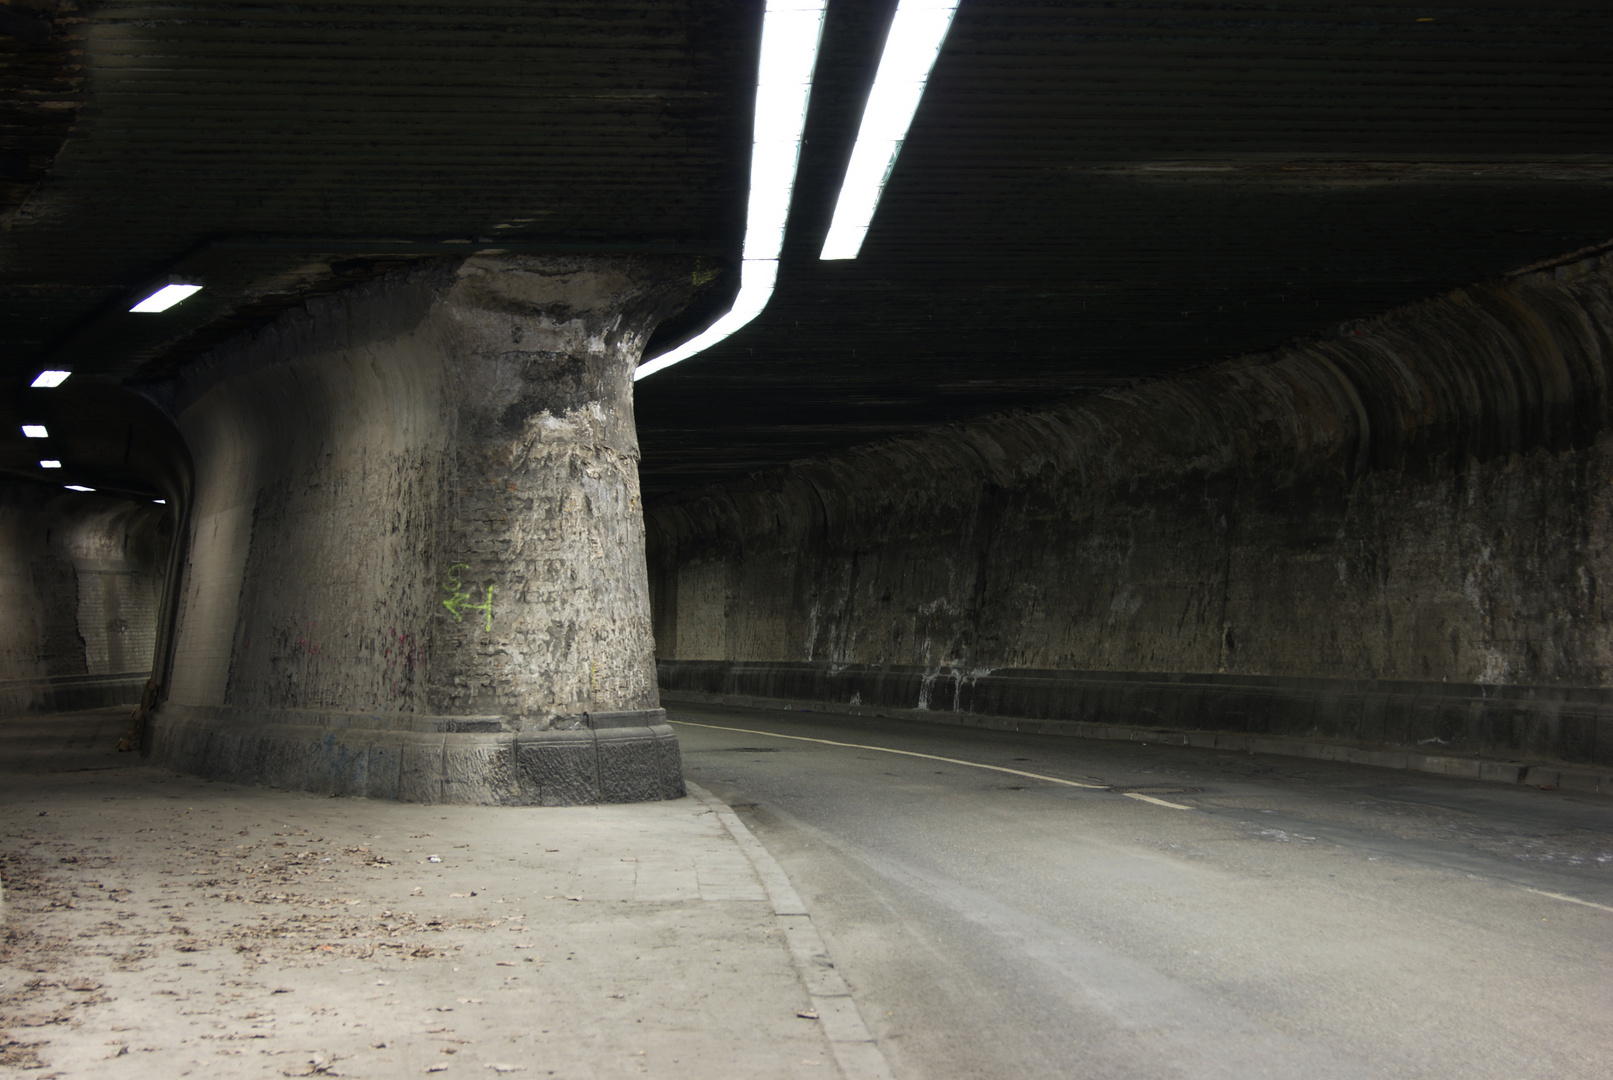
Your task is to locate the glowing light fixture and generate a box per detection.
[154,499,166,505]
[30,370,70,388]
[635,0,826,382]
[40,460,61,469]
[65,485,94,493]
[130,283,203,313]
[21,424,47,438]
[820,0,959,260]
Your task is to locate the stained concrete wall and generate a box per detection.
[0,482,169,715]
[649,252,1613,768]
[151,256,694,804]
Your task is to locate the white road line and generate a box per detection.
[1123,792,1194,811]
[669,719,1198,809]
[1522,887,1613,914]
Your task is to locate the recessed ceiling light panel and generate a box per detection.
[21,424,48,438]
[64,485,94,493]
[820,0,959,260]
[129,283,203,313]
[30,370,70,388]
[39,460,61,469]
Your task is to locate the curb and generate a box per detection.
[686,781,895,1080]
[665,691,1613,797]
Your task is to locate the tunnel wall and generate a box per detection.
[0,482,169,716]
[649,251,1613,768]
[150,257,690,804]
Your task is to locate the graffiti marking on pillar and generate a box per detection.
[383,627,426,698]
[442,563,494,631]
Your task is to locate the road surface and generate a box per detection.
[670,702,1613,1080]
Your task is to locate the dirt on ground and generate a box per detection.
[0,710,837,1079]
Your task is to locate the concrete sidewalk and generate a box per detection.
[0,709,866,1079]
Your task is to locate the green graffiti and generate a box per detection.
[442,562,494,632]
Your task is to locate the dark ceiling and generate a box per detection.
[635,0,1613,495]
[3,1,1612,503]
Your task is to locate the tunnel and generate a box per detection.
[2,2,1611,1076]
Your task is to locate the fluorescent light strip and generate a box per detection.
[21,424,47,438]
[40,460,61,469]
[130,283,203,313]
[65,485,94,493]
[634,0,825,382]
[820,0,959,260]
[30,370,70,388]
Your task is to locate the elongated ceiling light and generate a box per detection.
[634,0,826,382]
[130,282,203,313]
[21,425,47,438]
[820,0,959,260]
[30,370,70,388]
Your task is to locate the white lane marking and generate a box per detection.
[668,719,1199,807]
[1522,887,1613,914]
[1124,792,1193,811]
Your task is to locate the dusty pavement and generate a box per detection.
[0,708,852,1079]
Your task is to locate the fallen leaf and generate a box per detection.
[796,1010,819,1020]
[495,961,515,967]
[425,1066,449,1074]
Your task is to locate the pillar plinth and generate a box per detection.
[148,256,697,804]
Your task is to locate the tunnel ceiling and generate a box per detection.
[3,1,1612,501]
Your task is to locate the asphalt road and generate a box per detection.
[669,702,1613,1080]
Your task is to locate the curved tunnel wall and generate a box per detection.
[650,251,1613,768]
[0,483,170,715]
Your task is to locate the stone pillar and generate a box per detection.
[0,482,170,716]
[148,256,695,804]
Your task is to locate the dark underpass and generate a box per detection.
[4,2,1613,1077]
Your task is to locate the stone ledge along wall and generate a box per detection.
[150,256,697,804]
[649,249,1613,769]
[0,482,170,716]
